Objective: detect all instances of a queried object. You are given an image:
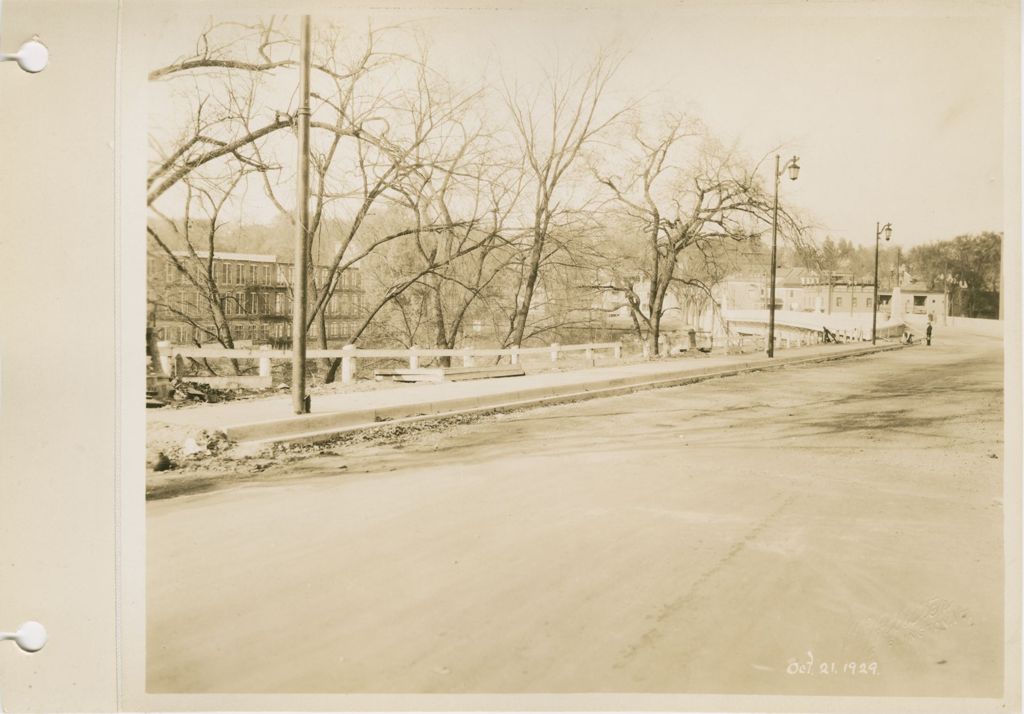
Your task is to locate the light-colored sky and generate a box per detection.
[146,0,1015,249]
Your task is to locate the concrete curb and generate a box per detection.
[226,342,906,446]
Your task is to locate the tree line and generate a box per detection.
[145,18,827,380]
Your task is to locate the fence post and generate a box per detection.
[510,347,520,365]
[462,348,475,367]
[157,340,173,376]
[550,343,560,363]
[613,342,622,360]
[409,346,419,370]
[258,345,271,378]
[341,344,356,384]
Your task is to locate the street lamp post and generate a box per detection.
[767,154,800,358]
[871,221,893,344]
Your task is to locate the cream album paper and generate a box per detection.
[0,1,1020,712]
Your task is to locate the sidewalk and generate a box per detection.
[148,341,906,445]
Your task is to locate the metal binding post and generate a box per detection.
[0,621,47,652]
[0,37,48,73]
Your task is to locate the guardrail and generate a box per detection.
[723,309,905,349]
[157,341,623,385]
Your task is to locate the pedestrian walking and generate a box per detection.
[926,322,933,346]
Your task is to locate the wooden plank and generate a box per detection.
[171,347,291,359]
[374,365,525,383]
[445,368,524,381]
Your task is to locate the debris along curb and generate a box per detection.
[226,342,907,447]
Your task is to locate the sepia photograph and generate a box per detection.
[139,0,1017,706]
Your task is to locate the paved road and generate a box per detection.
[148,330,1005,697]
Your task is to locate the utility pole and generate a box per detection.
[291,15,312,414]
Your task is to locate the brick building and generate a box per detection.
[147,251,363,346]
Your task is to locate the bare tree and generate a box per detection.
[148,168,255,373]
[594,118,792,355]
[149,21,487,383]
[502,51,627,348]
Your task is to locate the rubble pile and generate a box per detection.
[148,378,283,408]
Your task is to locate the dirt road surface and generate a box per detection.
[148,331,1005,697]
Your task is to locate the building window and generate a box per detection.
[836,297,843,307]
[852,297,858,308]
[867,298,873,308]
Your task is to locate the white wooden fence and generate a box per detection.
[158,341,623,385]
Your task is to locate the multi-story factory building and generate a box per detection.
[147,251,363,346]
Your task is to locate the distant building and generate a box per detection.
[716,268,880,315]
[878,281,948,322]
[147,251,363,345]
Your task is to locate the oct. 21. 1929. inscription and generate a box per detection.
[786,651,879,676]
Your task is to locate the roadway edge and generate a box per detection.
[230,342,909,447]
